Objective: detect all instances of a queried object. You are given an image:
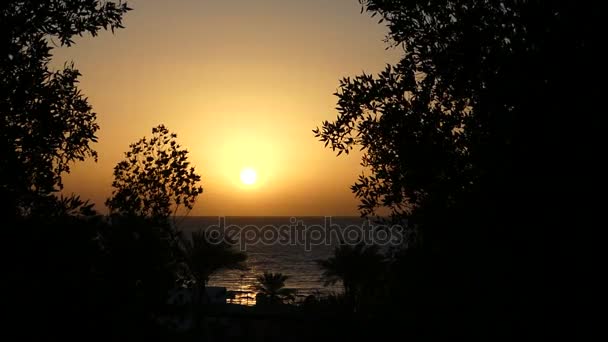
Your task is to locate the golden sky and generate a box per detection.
[53,0,401,216]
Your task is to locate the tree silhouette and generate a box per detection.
[106,125,203,224]
[314,1,600,336]
[318,243,386,312]
[1,0,131,218]
[181,229,246,334]
[182,230,247,300]
[314,1,598,230]
[254,272,297,305]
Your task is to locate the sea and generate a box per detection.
[176,216,391,304]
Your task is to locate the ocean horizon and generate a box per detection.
[175,216,383,304]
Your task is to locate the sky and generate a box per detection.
[53,0,402,216]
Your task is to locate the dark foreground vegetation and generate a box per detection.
[2,0,599,340]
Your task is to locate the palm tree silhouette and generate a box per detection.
[254,272,297,305]
[181,229,247,332]
[317,243,386,312]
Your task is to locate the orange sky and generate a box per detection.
[53,0,401,216]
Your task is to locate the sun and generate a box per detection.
[240,167,257,185]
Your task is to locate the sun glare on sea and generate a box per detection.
[240,167,257,185]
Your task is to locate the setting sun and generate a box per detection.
[240,167,257,185]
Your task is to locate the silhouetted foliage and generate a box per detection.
[5,214,183,339]
[182,230,248,290]
[0,0,131,218]
[314,0,600,337]
[98,217,183,327]
[0,2,181,339]
[181,230,247,334]
[25,193,97,217]
[314,0,598,227]
[318,244,386,312]
[102,125,203,331]
[106,125,203,224]
[254,272,297,305]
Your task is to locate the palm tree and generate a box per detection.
[181,229,247,304]
[317,243,386,312]
[254,272,297,305]
[181,229,247,335]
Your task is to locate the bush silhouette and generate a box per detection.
[106,125,203,225]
